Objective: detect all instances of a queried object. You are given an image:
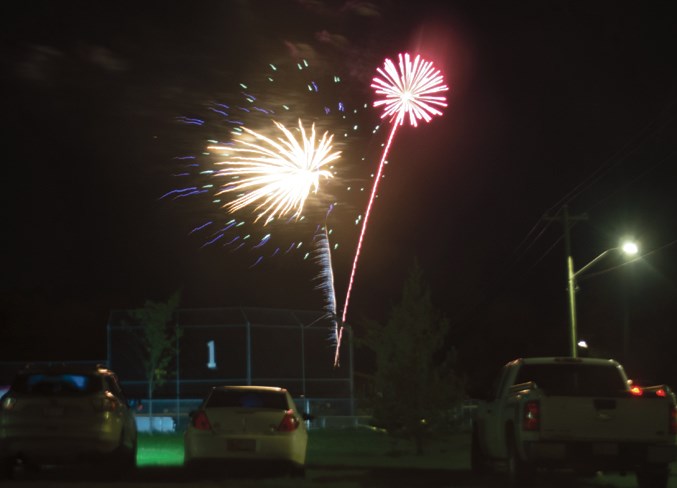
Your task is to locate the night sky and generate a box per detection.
[2,1,677,388]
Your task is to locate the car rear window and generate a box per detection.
[11,373,102,395]
[515,363,627,397]
[206,389,288,409]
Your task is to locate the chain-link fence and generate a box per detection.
[107,306,355,425]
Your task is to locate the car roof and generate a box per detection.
[509,357,621,368]
[211,385,287,393]
[16,363,114,376]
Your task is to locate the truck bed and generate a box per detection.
[538,395,671,443]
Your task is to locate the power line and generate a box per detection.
[451,94,677,327]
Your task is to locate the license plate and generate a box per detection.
[227,439,256,451]
[593,443,618,456]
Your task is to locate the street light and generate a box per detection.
[568,241,638,358]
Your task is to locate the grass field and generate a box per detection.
[137,427,471,469]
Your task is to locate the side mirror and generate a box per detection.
[508,381,538,395]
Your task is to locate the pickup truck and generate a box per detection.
[471,357,677,487]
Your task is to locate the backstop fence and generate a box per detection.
[106,307,355,420]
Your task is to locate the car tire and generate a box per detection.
[636,464,669,488]
[470,425,487,475]
[506,432,531,487]
[110,433,137,477]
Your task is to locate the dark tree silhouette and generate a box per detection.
[360,259,465,454]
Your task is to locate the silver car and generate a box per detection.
[0,364,137,478]
[184,385,309,477]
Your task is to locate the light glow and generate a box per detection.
[622,241,639,256]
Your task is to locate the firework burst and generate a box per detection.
[372,53,448,126]
[209,119,341,225]
[166,59,371,269]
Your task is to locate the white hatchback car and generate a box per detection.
[184,386,309,476]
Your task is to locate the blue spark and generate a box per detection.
[158,187,198,200]
[202,233,224,247]
[189,221,213,235]
[175,116,204,125]
[208,108,228,117]
[253,234,271,249]
[224,236,240,245]
[174,189,208,199]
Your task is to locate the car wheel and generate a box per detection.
[470,426,487,475]
[636,464,669,488]
[110,433,137,476]
[506,433,531,487]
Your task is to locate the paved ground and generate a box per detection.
[3,464,677,488]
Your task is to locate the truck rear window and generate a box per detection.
[515,364,627,397]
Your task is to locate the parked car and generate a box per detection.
[184,385,309,476]
[471,357,677,488]
[0,363,137,478]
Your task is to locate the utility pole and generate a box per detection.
[545,205,588,357]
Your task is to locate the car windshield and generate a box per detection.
[515,363,627,397]
[206,389,288,409]
[11,373,102,395]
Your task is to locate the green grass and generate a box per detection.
[137,432,185,467]
[307,427,470,469]
[136,427,471,469]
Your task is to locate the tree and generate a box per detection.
[360,259,465,454]
[129,291,182,432]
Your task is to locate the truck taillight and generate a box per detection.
[670,406,676,436]
[523,400,540,431]
[192,410,212,431]
[277,409,300,432]
[630,386,643,397]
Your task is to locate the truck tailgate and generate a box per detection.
[540,396,670,442]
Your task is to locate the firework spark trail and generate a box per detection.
[313,206,339,347]
[341,53,448,325]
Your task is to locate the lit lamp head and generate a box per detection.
[621,241,639,256]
